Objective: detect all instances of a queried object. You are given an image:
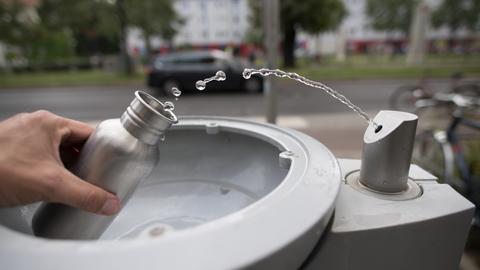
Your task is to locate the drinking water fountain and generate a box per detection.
[0,92,474,270]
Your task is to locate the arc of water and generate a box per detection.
[243,68,379,129]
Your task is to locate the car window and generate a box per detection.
[199,57,216,64]
[154,53,224,71]
[154,58,173,69]
[165,57,215,65]
[173,56,215,64]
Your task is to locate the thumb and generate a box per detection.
[48,167,121,215]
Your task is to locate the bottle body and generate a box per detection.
[33,119,159,239]
[32,91,177,240]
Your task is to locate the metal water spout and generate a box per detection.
[359,110,418,194]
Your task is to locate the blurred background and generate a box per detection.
[0,0,479,268]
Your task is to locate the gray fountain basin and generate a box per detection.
[0,116,341,270]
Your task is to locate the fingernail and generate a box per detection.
[100,198,120,215]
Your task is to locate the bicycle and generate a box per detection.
[413,93,480,221]
[389,72,480,113]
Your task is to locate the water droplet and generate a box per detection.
[159,134,166,141]
[242,69,252,79]
[215,70,226,81]
[195,80,206,91]
[164,101,175,111]
[172,87,181,97]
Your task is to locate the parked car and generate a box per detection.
[146,50,263,94]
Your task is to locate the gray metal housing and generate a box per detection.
[360,110,418,193]
[0,116,473,270]
[305,159,474,270]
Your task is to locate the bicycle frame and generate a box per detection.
[413,93,480,223]
[432,130,456,185]
[446,111,480,200]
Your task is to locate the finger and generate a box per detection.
[48,168,121,215]
[58,117,94,144]
[59,145,80,169]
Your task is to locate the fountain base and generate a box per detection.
[0,117,473,270]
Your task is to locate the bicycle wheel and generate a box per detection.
[413,130,452,183]
[389,85,425,112]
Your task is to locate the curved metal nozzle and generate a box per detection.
[359,110,418,193]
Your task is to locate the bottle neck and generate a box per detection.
[120,110,160,145]
[121,91,178,145]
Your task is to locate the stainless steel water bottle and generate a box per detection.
[32,91,178,239]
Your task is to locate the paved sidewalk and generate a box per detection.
[241,112,371,159]
[239,109,459,159]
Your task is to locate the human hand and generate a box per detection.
[0,110,120,215]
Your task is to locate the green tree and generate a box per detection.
[283,0,345,67]
[246,0,262,45]
[37,0,120,56]
[0,1,30,46]
[0,0,181,74]
[431,0,480,49]
[464,0,480,31]
[115,0,133,74]
[248,0,346,68]
[0,0,118,69]
[366,0,417,35]
[0,1,76,69]
[0,2,41,49]
[126,0,182,60]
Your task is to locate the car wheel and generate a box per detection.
[162,79,181,96]
[244,78,262,93]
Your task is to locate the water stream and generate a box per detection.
[163,67,379,131]
[242,68,379,129]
